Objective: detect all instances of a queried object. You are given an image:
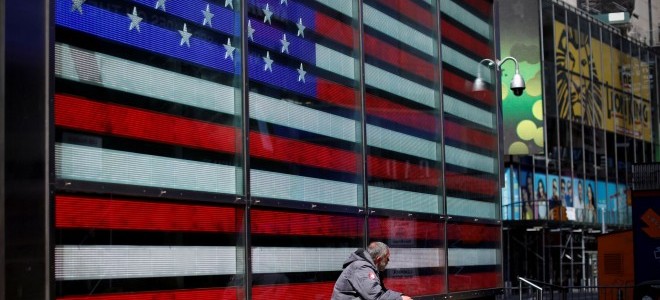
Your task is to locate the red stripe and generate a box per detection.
[252,282,333,300]
[446,223,500,243]
[373,0,435,30]
[368,156,441,187]
[369,218,443,240]
[315,13,354,48]
[445,172,497,196]
[57,287,238,300]
[249,131,359,173]
[251,209,363,237]
[441,19,492,59]
[251,277,448,299]
[369,159,498,193]
[365,93,439,134]
[444,121,496,151]
[442,69,495,107]
[55,94,238,153]
[55,195,239,232]
[448,271,502,292]
[316,78,360,109]
[462,0,492,18]
[384,275,446,296]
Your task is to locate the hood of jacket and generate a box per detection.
[343,249,377,271]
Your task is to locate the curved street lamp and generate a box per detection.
[473,56,526,96]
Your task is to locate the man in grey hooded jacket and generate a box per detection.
[331,242,413,300]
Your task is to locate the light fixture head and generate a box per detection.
[510,73,526,96]
[473,76,486,92]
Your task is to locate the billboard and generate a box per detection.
[554,20,652,142]
[498,0,544,155]
[502,168,629,224]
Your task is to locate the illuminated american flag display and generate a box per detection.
[54,0,501,298]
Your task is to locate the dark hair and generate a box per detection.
[367,242,389,260]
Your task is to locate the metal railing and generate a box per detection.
[519,277,543,300]
[500,279,634,300]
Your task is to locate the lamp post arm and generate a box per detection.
[477,58,496,78]
[496,56,520,73]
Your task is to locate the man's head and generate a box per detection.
[367,242,390,271]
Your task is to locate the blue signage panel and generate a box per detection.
[632,190,660,299]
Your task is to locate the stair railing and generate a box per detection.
[518,276,543,300]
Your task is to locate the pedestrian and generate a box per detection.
[331,241,413,300]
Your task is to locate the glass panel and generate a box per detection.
[54,0,244,298]
[246,0,362,207]
[499,0,544,156]
[548,173,567,221]
[54,0,243,196]
[362,0,442,214]
[250,208,363,299]
[446,222,502,292]
[440,0,498,219]
[55,194,246,298]
[555,9,574,186]
[369,216,446,296]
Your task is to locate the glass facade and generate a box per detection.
[52,0,502,299]
[500,0,658,289]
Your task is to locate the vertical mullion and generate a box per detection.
[239,0,252,297]
[357,0,368,247]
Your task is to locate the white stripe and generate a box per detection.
[250,169,360,206]
[445,145,495,174]
[56,246,446,280]
[447,248,499,267]
[363,5,435,56]
[55,245,237,280]
[365,64,437,108]
[367,125,439,161]
[55,43,237,114]
[315,0,353,16]
[447,197,497,219]
[443,94,494,129]
[368,185,441,214]
[315,44,356,80]
[251,247,354,273]
[441,44,493,83]
[55,143,237,194]
[440,0,491,39]
[252,247,444,273]
[389,247,445,269]
[250,92,359,142]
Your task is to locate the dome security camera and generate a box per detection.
[510,73,526,96]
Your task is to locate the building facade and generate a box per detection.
[2,0,505,299]
[501,0,659,288]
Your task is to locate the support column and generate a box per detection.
[0,0,6,298]
[4,0,53,298]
